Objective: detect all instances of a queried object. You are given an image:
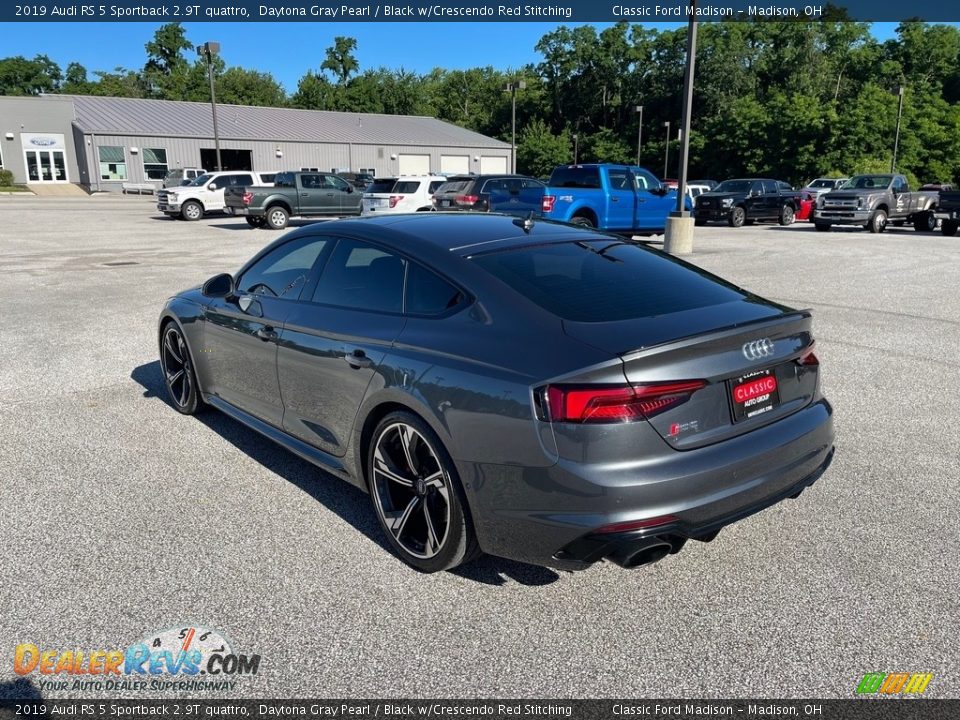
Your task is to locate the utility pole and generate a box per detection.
[504,80,526,174]
[891,85,905,173]
[198,42,222,172]
[635,105,644,166]
[662,121,671,180]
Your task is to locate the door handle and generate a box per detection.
[343,350,373,369]
[611,197,620,202]
[300,192,309,197]
[326,193,335,197]
[255,327,278,342]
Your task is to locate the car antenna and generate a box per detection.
[513,211,536,233]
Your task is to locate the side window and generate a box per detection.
[893,177,907,193]
[329,176,351,192]
[633,168,659,191]
[751,181,763,195]
[312,239,406,313]
[406,263,465,316]
[234,174,253,187]
[275,173,295,188]
[607,169,630,190]
[300,174,322,189]
[483,179,506,194]
[237,236,331,299]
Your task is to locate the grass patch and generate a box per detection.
[0,186,31,193]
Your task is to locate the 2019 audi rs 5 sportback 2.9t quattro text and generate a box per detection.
[158,213,834,573]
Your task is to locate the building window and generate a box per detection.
[98,146,126,181]
[142,148,168,180]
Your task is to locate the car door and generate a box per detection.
[604,166,637,231]
[201,235,332,427]
[296,173,328,215]
[277,237,407,456]
[743,181,764,218]
[327,174,360,215]
[632,167,673,230]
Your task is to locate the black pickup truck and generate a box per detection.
[224,171,362,229]
[694,178,802,227]
[934,189,960,236]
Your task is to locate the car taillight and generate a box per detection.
[389,195,402,208]
[544,381,706,424]
[542,195,556,213]
[798,347,819,366]
[242,192,253,206]
[455,194,479,206]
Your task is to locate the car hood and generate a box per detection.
[696,192,738,202]
[823,190,882,199]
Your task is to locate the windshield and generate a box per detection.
[841,175,893,190]
[189,174,214,187]
[714,180,754,193]
[808,179,837,188]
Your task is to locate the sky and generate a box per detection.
[0,21,925,93]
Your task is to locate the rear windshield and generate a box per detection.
[366,179,397,194]
[548,167,602,189]
[808,179,836,188]
[471,240,746,322]
[436,180,472,194]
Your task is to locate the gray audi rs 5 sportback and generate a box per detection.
[158,213,834,573]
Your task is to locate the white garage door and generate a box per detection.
[440,155,470,174]
[479,156,508,174]
[398,154,431,175]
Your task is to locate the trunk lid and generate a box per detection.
[563,306,819,450]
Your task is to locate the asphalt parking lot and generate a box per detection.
[1,195,957,699]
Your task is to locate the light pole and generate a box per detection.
[572,133,579,164]
[635,105,643,166]
[504,80,526,174]
[891,85,905,173]
[197,41,222,172]
[662,121,671,180]
[664,0,700,257]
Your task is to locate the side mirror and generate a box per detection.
[208,183,218,191]
[202,273,234,298]
[346,185,354,194]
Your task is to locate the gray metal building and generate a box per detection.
[0,94,511,191]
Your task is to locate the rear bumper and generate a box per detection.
[459,398,834,570]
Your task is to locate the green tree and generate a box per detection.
[0,54,61,95]
[143,23,193,99]
[291,71,337,110]
[517,119,570,177]
[321,36,359,85]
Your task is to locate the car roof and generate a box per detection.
[277,212,601,257]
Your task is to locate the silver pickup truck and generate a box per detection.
[813,174,939,233]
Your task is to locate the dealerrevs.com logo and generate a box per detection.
[14,626,261,692]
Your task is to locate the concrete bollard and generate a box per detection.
[664,211,694,256]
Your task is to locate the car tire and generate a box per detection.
[728,206,746,227]
[814,223,832,232]
[779,205,796,226]
[245,216,265,228]
[367,411,480,573]
[570,215,595,228]
[913,212,936,232]
[868,209,887,234]
[159,322,204,416]
[265,206,289,230]
[942,220,959,237]
[180,201,203,221]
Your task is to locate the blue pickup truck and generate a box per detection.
[541,164,689,235]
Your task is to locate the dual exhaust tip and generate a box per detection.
[605,536,680,569]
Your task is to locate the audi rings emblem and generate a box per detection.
[742,338,775,361]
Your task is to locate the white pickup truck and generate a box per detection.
[157,170,277,221]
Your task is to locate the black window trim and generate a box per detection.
[234,232,337,303]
